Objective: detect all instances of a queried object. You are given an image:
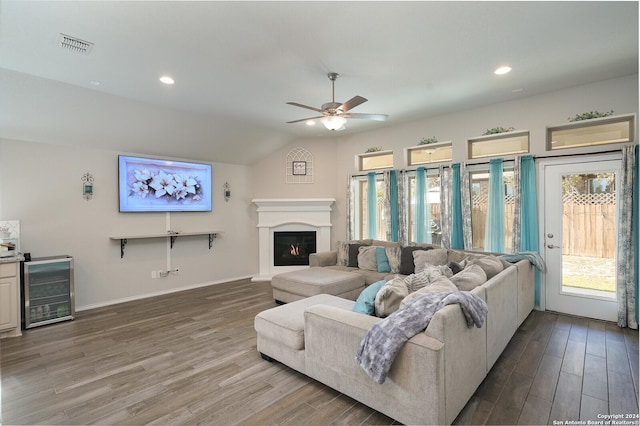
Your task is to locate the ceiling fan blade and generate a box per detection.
[286,116,324,124]
[339,96,367,112]
[342,112,388,121]
[286,102,322,113]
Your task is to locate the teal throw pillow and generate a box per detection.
[376,247,391,273]
[353,280,386,315]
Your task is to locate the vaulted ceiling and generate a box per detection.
[0,1,637,164]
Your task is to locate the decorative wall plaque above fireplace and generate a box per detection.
[273,231,317,266]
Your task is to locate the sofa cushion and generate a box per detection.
[353,279,386,315]
[376,247,391,273]
[357,246,379,271]
[450,264,487,291]
[470,255,504,279]
[374,277,409,317]
[413,248,449,273]
[255,293,355,350]
[400,275,458,307]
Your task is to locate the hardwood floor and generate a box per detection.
[1,279,638,425]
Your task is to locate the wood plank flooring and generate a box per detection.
[1,279,638,425]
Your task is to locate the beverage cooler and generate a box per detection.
[22,255,74,329]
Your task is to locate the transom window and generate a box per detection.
[357,150,393,171]
[468,131,529,159]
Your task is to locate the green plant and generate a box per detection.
[418,136,438,145]
[365,147,383,153]
[482,126,515,135]
[568,110,614,122]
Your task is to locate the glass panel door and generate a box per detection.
[542,158,619,321]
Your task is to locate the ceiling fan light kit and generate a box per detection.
[286,72,388,131]
[321,115,347,130]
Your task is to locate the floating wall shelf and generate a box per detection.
[109,231,223,258]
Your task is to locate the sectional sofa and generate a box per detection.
[255,240,535,425]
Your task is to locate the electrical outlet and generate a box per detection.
[151,270,157,278]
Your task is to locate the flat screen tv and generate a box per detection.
[118,155,212,212]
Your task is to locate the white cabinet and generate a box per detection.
[0,261,21,337]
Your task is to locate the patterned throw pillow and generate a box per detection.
[403,264,453,292]
[400,275,457,308]
[336,241,350,266]
[385,246,401,274]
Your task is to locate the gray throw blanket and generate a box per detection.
[355,291,487,384]
[499,251,546,272]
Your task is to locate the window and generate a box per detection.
[407,169,442,245]
[468,131,529,159]
[547,114,634,151]
[357,150,393,171]
[354,175,386,240]
[406,142,452,166]
[469,167,515,252]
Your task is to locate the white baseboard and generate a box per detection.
[76,275,254,312]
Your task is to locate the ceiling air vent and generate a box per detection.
[58,33,94,55]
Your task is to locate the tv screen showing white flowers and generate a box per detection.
[118,155,212,212]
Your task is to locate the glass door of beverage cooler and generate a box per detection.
[23,256,74,328]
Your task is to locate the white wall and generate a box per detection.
[251,74,639,244]
[0,139,256,310]
[1,74,636,310]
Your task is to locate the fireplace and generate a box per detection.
[253,198,335,281]
[273,231,316,266]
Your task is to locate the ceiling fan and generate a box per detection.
[286,72,388,131]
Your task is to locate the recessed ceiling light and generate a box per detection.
[89,80,101,87]
[494,66,512,75]
[511,88,524,93]
[159,75,175,85]
[306,120,316,126]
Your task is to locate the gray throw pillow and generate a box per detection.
[357,246,379,271]
[374,277,409,317]
[450,264,487,291]
[413,248,448,273]
[470,255,504,279]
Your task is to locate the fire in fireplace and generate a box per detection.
[273,231,317,266]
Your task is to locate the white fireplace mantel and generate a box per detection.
[252,198,335,281]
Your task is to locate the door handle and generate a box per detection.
[547,244,560,249]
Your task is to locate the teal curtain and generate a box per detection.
[415,167,431,243]
[367,172,378,239]
[519,155,540,306]
[389,170,399,242]
[485,158,505,253]
[451,163,464,249]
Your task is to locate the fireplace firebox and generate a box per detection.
[273,231,317,266]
